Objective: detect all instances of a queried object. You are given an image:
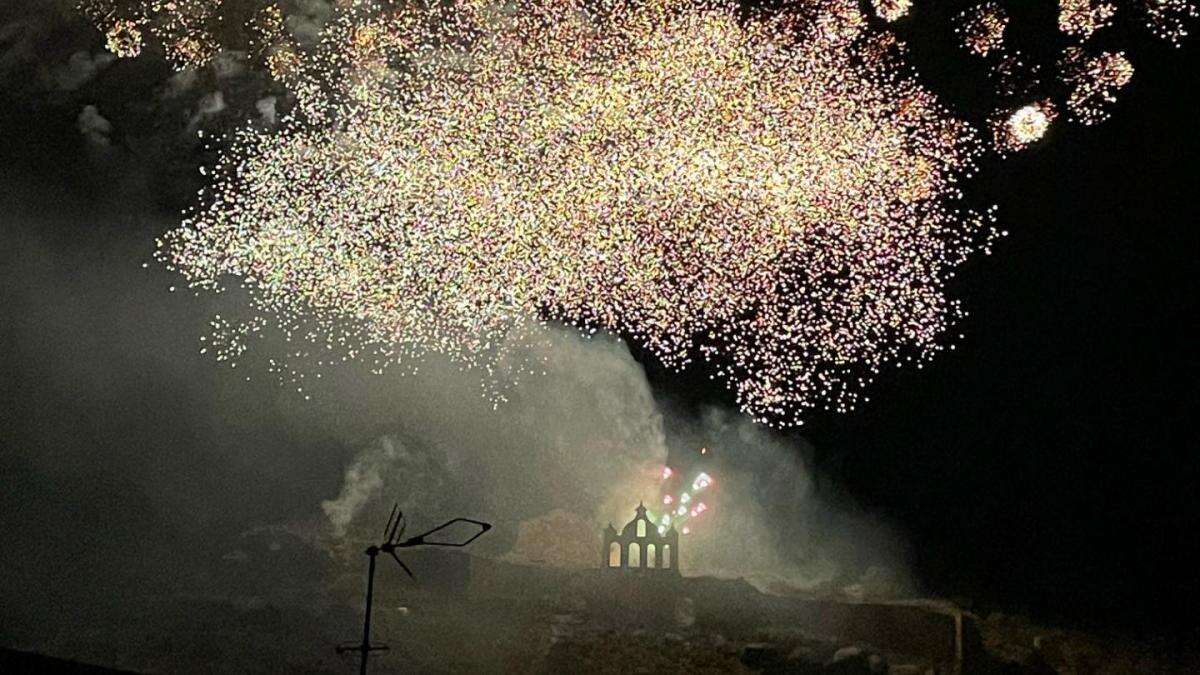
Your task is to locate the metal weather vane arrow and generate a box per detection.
[338,503,492,675]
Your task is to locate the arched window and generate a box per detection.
[662,544,671,569]
[608,541,621,567]
[628,542,641,567]
[646,543,657,568]
[637,520,646,537]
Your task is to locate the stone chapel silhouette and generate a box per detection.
[602,503,679,572]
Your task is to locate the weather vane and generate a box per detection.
[338,503,491,675]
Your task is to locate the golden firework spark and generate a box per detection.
[1008,105,1052,143]
[80,0,223,69]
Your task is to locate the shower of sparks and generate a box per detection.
[872,0,912,22]
[1144,0,1198,45]
[83,0,223,67]
[957,3,1008,57]
[987,52,1042,102]
[1061,48,1135,124]
[76,0,1195,426]
[104,19,143,58]
[967,0,1190,147]
[1059,0,1118,39]
[146,0,997,426]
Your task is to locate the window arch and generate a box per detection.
[608,541,621,567]
[646,543,657,568]
[662,544,671,569]
[628,542,641,567]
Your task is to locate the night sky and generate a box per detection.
[647,16,1200,635]
[2,0,1199,658]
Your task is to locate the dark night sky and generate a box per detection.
[2,0,1199,648]
[831,17,1199,636]
[648,6,1200,637]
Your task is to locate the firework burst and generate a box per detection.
[957,3,1008,57]
[1059,0,1118,39]
[648,456,716,536]
[149,0,997,426]
[77,0,1193,426]
[994,101,1057,152]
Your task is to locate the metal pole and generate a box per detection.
[338,511,490,668]
[360,547,378,675]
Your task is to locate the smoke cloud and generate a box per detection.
[0,3,914,633]
[307,324,911,595]
[1,184,910,607]
[50,50,113,91]
[76,104,112,145]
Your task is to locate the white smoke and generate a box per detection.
[50,50,113,91]
[676,409,913,595]
[188,91,227,129]
[256,96,278,126]
[312,327,911,595]
[77,104,112,146]
[306,328,667,551]
[322,436,406,536]
[286,0,334,46]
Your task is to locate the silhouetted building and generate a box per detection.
[603,503,679,572]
